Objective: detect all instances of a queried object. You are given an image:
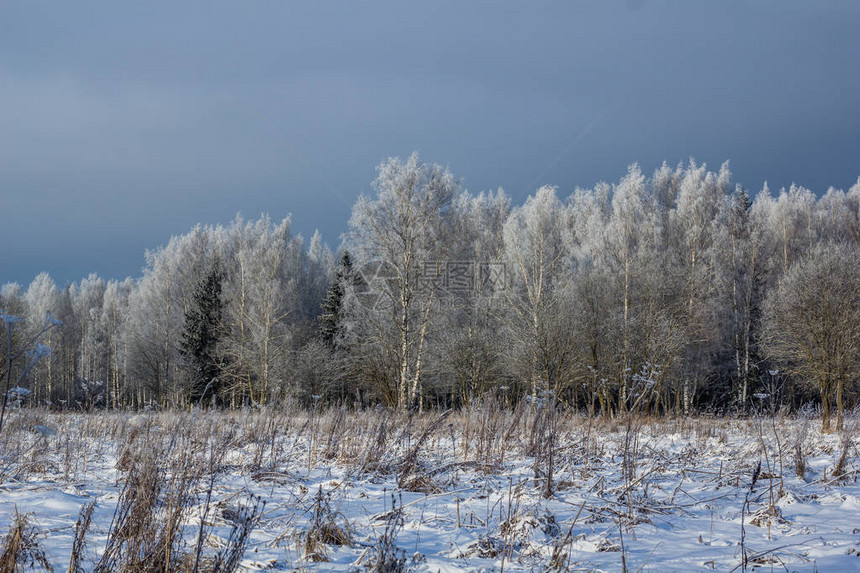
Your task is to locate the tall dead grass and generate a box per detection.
[0,402,856,571]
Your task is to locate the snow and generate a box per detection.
[0,409,858,572]
[32,424,56,437]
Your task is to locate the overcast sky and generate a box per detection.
[2,0,859,286]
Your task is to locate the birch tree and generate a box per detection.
[502,185,569,397]
[221,215,305,404]
[439,189,511,405]
[102,279,132,407]
[69,274,106,389]
[345,152,458,410]
[602,164,662,409]
[25,273,60,402]
[670,160,730,412]
[712,187,766,409]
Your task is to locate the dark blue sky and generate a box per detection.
[2,1,859,285]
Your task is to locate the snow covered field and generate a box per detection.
[0,406,858,572]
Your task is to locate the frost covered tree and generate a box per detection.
[120,216,326,407]
[712,187,766,409]
[308,229,335,282]
[815,184,860,245]
[562,186,615,411]
[602,164,663,410]
[436,189,511,405]
[125,253,174,406]
[101,279,132,408]
[345,152,458,409]
[220,215,313,404]
[502,185,569,397]
[124,226,214,406]
[4,154,859,417]
[762,243,860,432]
[0,284,61,433]
[849,177,860,243]
[669,160,730,412]
[69,274,106,393]
[565,182,611,263]
[24,273,60,402]
[760,184,816,276]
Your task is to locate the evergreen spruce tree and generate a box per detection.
[319,251,355,347]
[180,257,224,405]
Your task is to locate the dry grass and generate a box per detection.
[67,501,95,573]
[0,404,856,571]
[303,486,351,562]
[0,509,53,573]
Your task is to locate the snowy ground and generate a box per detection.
[0,407,858,572]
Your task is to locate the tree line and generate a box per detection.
[2,154,859,429]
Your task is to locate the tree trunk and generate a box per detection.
[821,383,832,433]
[409,293,434,408]
[621,253,630,411]
[836,377,844,432]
